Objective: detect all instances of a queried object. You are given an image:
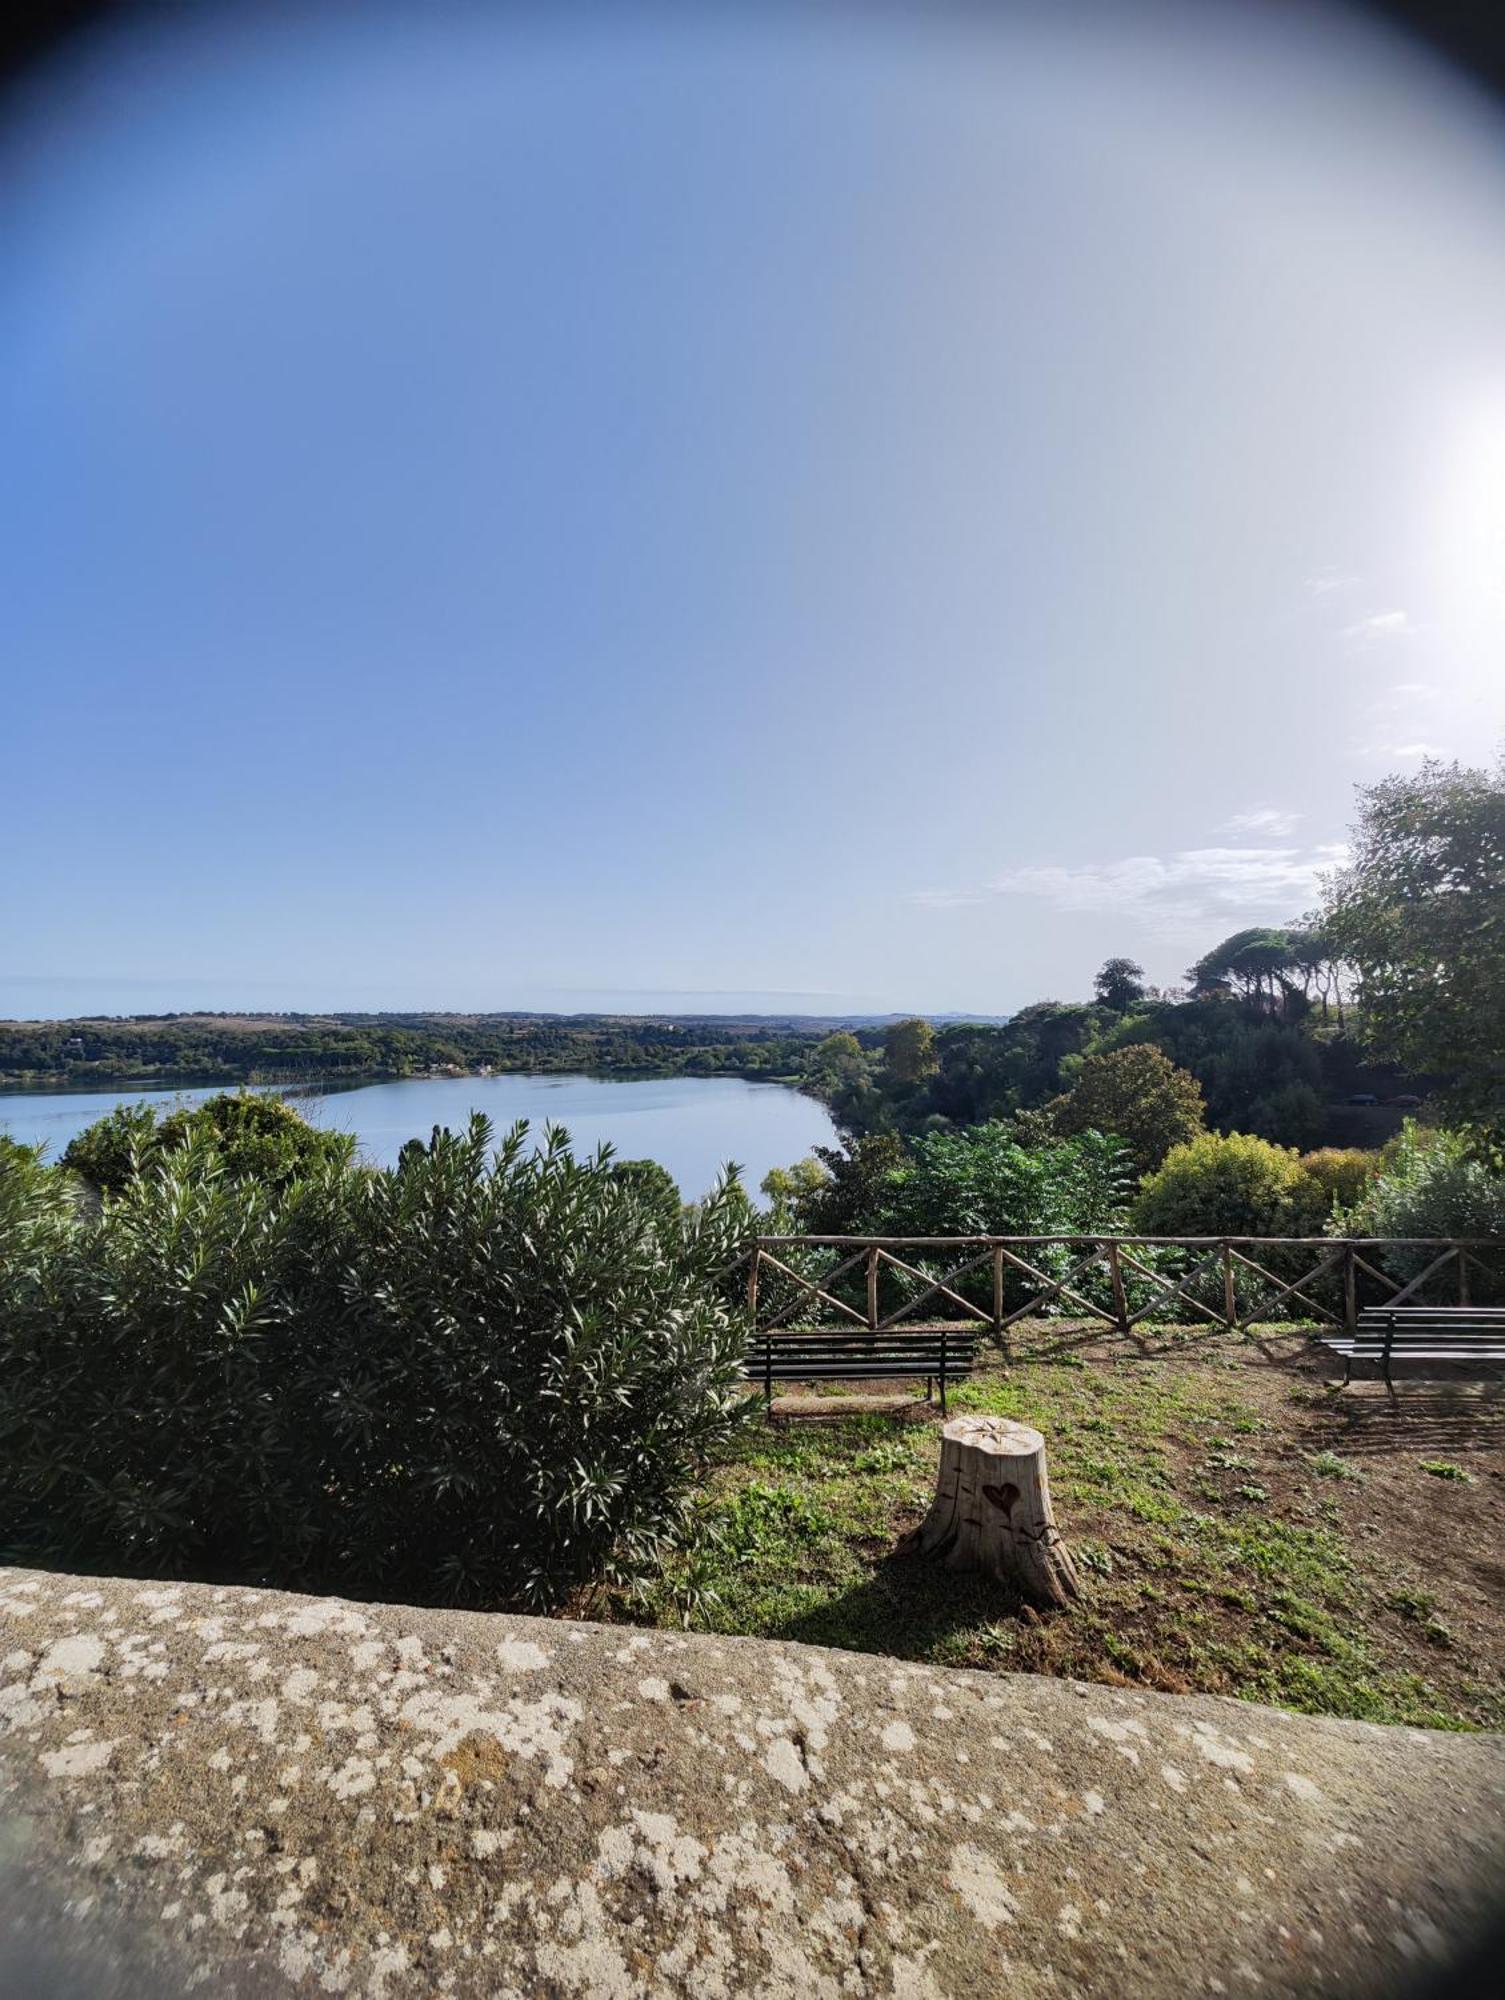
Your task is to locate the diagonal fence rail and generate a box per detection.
[739,1235,1503,1342]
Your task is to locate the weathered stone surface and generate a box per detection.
[1,1565,1501,1997]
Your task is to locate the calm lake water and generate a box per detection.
[0,1073,838,1198]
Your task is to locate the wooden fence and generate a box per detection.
[742,1235,1501,1339]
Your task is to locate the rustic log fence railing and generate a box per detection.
[740,1236,1501,1341]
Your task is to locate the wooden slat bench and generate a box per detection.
[745,1326,980,1414]
[1321,1306,1505,1391]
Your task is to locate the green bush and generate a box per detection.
[1133,1131,1316,1239]
[0,1116,753,1606]
[881,1125,1133,1238]
[1332,1122,1505,1294]
[1299,1148,1375,1217]
[62,1090,356,1194]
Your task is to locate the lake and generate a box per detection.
[0,1073,839,1197]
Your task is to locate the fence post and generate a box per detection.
[747,1247,760,1324]
[866,1244,880,1331]
[1458,1244,1470,1308]
[992,1244,1004,1337]
[1107,1240,1129,1333]
[1222,1241,1236,1330]
[1343,1244,1357,1332]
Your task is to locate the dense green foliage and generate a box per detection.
[1332,1123,1505,1286]
[0,1011,824,1090]
[879,1127,1132,1239]
[1321,757,1504,1143]
[771,1124,1131,1241]
[883,1017,938,1084]
[1046,1043,1205,1173]
[1132,1132,1323,1240]
[0,1117,753,1606]
[822,986,1410,1154]
[62,1091,356,1194]
[1298,1148,1375,1216]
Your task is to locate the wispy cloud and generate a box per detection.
[910,842,1348,936]
[1220,805,1302,838]
[1341,609,1410,651]
[1352,738,1445,761]
[1306,569,1361,596]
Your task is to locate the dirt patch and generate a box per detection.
[609,1324,1505,1728]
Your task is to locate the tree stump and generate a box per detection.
[902,1415,1080,1608]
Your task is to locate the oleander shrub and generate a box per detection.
[1331,1122,1505,1298]
[0,1116,754,1606]
[62,1090,356,1194]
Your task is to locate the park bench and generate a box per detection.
[1321,1306,1505,1391]
[744,1325,979,1414]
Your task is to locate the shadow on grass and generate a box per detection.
[768,1547,1029,1661]
[1304,1378,1505,1456]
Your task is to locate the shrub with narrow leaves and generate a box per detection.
[0,1117,754,1607]
[1331,1122,1505,1297]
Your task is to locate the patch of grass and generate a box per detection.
[1205,1447,1255,1472]
[605,1344,1504,1733]
[1310,1450,1364,1482]
[1420,1460,1476,1483]
[1388,1586,1437,1623]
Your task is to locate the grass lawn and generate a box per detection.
[598,1325,1505,1730]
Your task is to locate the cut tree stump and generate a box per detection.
[901,1415,1080,1608]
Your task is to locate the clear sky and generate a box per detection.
[4,0,1504,1021]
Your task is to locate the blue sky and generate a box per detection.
[4,1,1504,1020]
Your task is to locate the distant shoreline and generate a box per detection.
[0,1063,816,1097]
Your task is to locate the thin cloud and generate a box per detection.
[1341,609,1410,651]
[1305,569,1361,596]
[1352,739,1445,761]
[1220,806,1302,838]
[911,842,1349,937]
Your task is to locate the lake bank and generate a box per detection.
[0,1071,840,1198]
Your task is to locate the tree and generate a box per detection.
[1093,957,1146,1012]
[1285,922,1348,1028]
[63,1091,356,1194]
[609,1158,684,1230]
[796,1133,905,1235]
[1046,1044,1206,1175]
[810,1031,865,1083]
[884,1017,938,1084]
[1321,758,1505,1140]
[1188,928,1296,1012]
[759,1156,830,1231]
